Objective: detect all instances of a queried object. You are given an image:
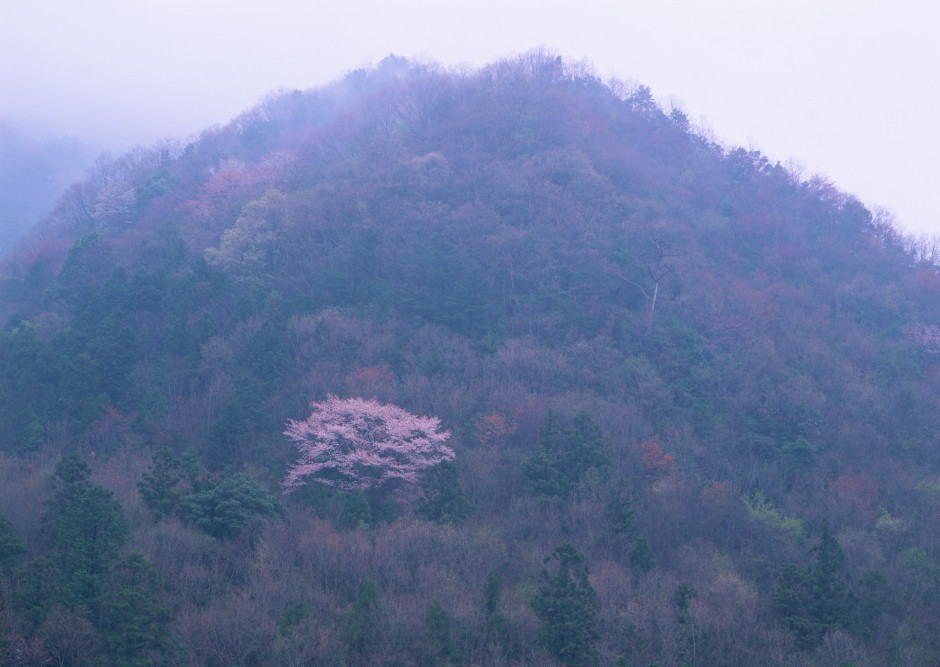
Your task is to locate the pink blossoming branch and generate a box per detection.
[283,395,454,492]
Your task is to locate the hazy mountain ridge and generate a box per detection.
[2,52,940,665]
[0,122,93,254]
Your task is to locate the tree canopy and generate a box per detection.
[283,395,454,492]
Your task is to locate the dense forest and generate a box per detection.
[2,52,940,665]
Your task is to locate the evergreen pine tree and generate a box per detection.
[335,490,373,530]
[425,601,462,666]
[13,557,65,631]
[604,478,637,545]
[0,513,26,575]
[343,580,382,661]
[137,447,185,520]
[45,455,129,608]
[418,460,472,525]
[628,536,656,572]
[98,553,172,666]
[774,522,851,650]
[182,472,278,538]
[525,411,609,501]
[807,522,850,632]
[531,543,600,667]
[481,571,508,645]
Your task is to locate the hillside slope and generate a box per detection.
[2,53,940,665]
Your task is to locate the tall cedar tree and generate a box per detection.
[774,522,851,649]
[418,459,473,525]
[524,411,609,501]
[532,543,601,667]
[0,513,26,574]
[98,553,172,665]
[45,455,129,608]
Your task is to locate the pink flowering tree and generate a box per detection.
[283,395,454,493]
[906,323,940,355]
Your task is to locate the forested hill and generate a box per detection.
[3,52,940,665]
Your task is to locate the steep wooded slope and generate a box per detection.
[2,53,940,665]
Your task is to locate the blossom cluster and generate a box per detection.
[283,395,453,492]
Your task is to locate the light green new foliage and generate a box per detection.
[744,490,803,537]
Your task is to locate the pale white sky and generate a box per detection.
[1,0,938,233]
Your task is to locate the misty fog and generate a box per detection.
[1,1,937,235]
[0,122,94,252]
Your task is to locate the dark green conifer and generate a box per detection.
[343,580,382,661]
[335,490,373,530]
[137,447,185,520]
[773,522,851,650]
[605,478,638,545]
[531,543,600,667]
[481,571,508,645]
[628,536,656,571]
[0,513,26,574]
[425,601,463,666]
[13,557,65,630]
[525,411,609,501]
[418,459,473,525]
[182,472,278,538]
[46,455,129,608]
[98,553,172,666]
